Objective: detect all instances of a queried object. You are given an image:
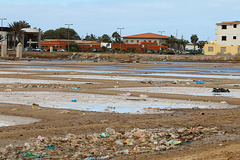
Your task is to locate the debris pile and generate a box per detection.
[0,126,223,159]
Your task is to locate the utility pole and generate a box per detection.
[65,24,73,52]
[176,29,179,38]
[117,27,124,53]
[158,31,165,35]
[0,18,7,47]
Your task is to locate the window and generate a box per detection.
[222,36,227,41]
[148,40,151,42]
[221,47,226,53]
[144,40,146,42]
[130,40,134,43]
[125,40,128,43]
[222,25,227,29]
[137,40,139,43]
[154,40,157,42]
[234,24,237,28]
[233,36,237,40]
[208,47,214,52]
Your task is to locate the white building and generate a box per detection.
[204,21,240,55]
[215,21,240,46]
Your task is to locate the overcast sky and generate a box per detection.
[1,0,239,42]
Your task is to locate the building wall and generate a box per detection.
[204,44,240,55]
[216,23,240,46]
[123,38,167,46]
[41,40,75,51]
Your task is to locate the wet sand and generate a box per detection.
[0,55,239,159]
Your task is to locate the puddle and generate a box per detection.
[0,115,40,127]
[37,75,192,82]
[142,73,240,79]
[107,87,240,98]
[135,61,233,65]
[7,68,126,74]
[0,78,99,84]
[0,91,235,114]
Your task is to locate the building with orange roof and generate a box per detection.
[204,21,240,55]
[123,33,169,46]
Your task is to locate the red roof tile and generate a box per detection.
[216,21,240,25]
[123,33,169,39]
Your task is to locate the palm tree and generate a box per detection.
[179,39,189,50]
[198,41,207,53]
[111,31,121,43]
[190,34,198,51]
[166,35,177,48]
[8,20,30,49]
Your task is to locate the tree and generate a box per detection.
[179,39,189,50]
[98,34,111,43]
[190,34,199,51]
[42,28,80,40]
[166,35,177,48]
[198,41,207,53]
[66,43,80,52]
[8,20,31,49]
[111,31,121,43]
[42,30,56,39]
[84,34,97,41]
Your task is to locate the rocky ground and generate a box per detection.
[0,53,239,159]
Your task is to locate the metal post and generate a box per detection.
[158,31,165,35]
[0,18,7,48]
[65,24,73,52]
[117,28,124,53]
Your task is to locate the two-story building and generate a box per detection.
[204,21,240,55]
[123,33,169,46]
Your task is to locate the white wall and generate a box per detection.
[216,23,240,46]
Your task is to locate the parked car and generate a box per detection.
[187,51,198,55]
[24,47,33,51]
[57,49,67,52]
[147,50,155,53]
[33,48,43,52]
[93,48,101,52]
[182,50,190,55]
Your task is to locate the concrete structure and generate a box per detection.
[205,21,240,55]
[123,33,169,46]
[16,42,23,59]
[0,27,11,49]
[1,43,7,57]
[21,28,41,49]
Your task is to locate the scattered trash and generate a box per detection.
[0,127,223,159]
[99,132,110,138]
[46,144,56,150]
[72,87,81,90]
[126,92,133,96]
[206,82,212,84]
[71,100,77,102]
[25,152,40,158]
[172,80,179,84]
[212,88,230,93]
[196,81,204,84]
[107,106,116,110]
[4,89,12,92]
[140,94,148,99]
[220,101,227,104]
[155,84,159,87]
[37,136,45,142]
[233,84,239,87]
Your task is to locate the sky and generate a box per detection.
[0,0,239,42]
